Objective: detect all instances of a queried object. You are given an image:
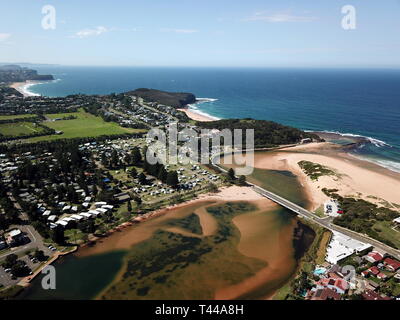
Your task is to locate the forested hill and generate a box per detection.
[197,119,323,147]
[129,88,196,108]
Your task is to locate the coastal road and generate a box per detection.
[211,152,400,260]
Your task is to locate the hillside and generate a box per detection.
[129,88,196,108]
[197,118,323,147]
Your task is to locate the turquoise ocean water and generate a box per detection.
[28,66,400,172]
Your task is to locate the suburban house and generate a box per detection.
[310,288,341,300]
[362,290,391,301]
[384,258,400,272]
[363,251,384,264]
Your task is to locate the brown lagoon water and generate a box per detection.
[20,198,314,300]
[222,150,311,209]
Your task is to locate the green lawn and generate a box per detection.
[0,114,36,120]
[27,109,147,142]
[372,221,400,249]
[0,122,45,137]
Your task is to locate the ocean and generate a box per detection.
[27,66,400,172]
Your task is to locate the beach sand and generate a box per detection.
[177,108,216,122]
[252,142,400,210]
[10,81,40,97]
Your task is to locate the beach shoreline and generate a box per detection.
[252,142,400,211]
[177,107,219,122]
[9,81,41,97]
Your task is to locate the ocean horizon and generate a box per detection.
[26,65,400,173]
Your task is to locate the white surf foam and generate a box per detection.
[307,130,392,148]
[186,97,221,120]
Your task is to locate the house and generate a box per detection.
[311,288,341,300]
[95,202,107,208]
[377,273,388,281]
[362,290,391,301]
[361,270,369,278]
[365,280,380,291]
[47,215,57,222]
[368,266,380,276]
[114,192,130,203]
[56,220,69,228]
[364,251,384,264]
[316,277,348,295]
[384,258,400,272]
[70,214,84,221]
[80,212,93,219]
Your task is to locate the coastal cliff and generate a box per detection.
[0,65,54,83]
[129,88,196,108]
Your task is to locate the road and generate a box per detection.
[211,153,400,260]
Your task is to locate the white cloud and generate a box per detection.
[244,12,318,23]
[160,28,198,34]
[72,26,109,39]
[0,33,11,42]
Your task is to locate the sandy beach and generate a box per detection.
[10,81,40,97]
[253,142,400,210]
[177,108,217,122]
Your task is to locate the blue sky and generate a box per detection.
[1,0,400,67]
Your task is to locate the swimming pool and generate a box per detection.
[314,267,327,275]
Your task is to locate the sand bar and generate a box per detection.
[252,142,400,210]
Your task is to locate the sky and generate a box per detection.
[1,0,400,67]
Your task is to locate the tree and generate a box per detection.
[33,249,46,261]
[130,167,138,179]
[206,183,218,193]
[3,254,18,268]
[51,226,65,245]
[166,171,179,188]
[133,196,142,207]
[127,201,132,213]
[138,172,147,185]
[227,168,236,180]
[157,166,168,183]
[132,147,142,165]
[238,175,246,186]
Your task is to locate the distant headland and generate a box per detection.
[0,64,54,83]
[129,88,196,108]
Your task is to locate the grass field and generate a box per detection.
[0,122,45,137]
[0,114,37,120]
[27,109,146,142]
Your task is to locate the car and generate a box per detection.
[51,247,57,251]
[4,268,11,273]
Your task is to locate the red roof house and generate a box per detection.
[377,273,388,281]
[362,290,391,301]
[369,266,380,276]
[311,288,341,300]
[365,251,384,264]
[361,270,370,278]
[384,258,400,272]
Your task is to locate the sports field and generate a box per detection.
[0,122,45,137]
[0,114,37,120]
[28,109,146,142]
